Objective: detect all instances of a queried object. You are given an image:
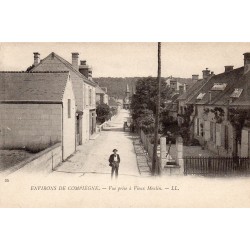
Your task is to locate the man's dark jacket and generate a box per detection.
[109,154,121,166]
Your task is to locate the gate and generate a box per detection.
[184,156,250,176]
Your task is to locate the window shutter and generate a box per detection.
[216,124,221,146]
[194,118,198,135]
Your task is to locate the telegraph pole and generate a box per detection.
[152,42,161,175]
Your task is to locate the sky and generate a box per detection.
[0,42,250,78]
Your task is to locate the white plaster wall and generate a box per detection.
[62,77,76,160]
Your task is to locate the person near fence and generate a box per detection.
[109,149,121,179]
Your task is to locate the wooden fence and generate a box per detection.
[139,130,160,172]
[184,156,250,176]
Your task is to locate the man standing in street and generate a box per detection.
[109,149,121,179]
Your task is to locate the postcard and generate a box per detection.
[1,42,250,207]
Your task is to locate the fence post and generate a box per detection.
[160,137,167,169]
[176,136,184,174]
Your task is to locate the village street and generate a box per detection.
[50,109,140,179]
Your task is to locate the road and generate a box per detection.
[51,109,140,179]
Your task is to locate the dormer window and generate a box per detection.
[196,93,206,100]
[230,88,243,98]
[211,83,227,91]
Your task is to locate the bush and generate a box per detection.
[189,138,201,146]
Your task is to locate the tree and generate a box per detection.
[26,64,35,72]
[96,103,110,123]
[228,108,250,156]
[130,76,172,133]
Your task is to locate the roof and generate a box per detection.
[95,85,106,94]
[187,67,250,106]
[0,71,69,102]
[31,52,96,87]
[177,78,208,101]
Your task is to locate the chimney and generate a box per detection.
[202,68,210,79]
[33,52,40,66]
[72,52,79,70]
[243,52,250,74]
[79,60,89,78]
[88,67,92,79]
[179,85,184,94]
[192,74,199,81]
[225,65,234,73]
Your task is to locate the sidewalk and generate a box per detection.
[51,109,140,179]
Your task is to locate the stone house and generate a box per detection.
[0,71,76,160]
[96,85,109,105]
[176,73,213,125]
[30,52,96,145]
[186,54,250,157]
[166,77,187,93]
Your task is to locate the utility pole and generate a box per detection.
[152,42,161,175]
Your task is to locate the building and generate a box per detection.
[30,52,96,145]
[176,73,212,126]
[186,54,250,157]
[96,85,109,105]
[0,71,76,160]
[166,77,187,93]
[123,84,131,109]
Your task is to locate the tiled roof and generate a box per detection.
[31,52,96,87]
[96,85,106,94]
[0,71,69,102]
[177,78,207,101]
[187,67,250,106]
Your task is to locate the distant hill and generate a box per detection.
[93,77,140,99]
[93,77,193,99]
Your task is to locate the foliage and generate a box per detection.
[176,104,194,144]
[110,107,117,117]
[26,64,35,72]
[96,103,111,123]
[228,108,249,144]
[203,108,210,115]
[94,77,193,99]
[130,77,172,134]
[210,107,225,123]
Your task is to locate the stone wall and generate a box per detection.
[7,143,62,176]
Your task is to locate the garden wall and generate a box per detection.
[6,143,62,176]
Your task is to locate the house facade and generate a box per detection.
[0,71,76,160]
[185,54,250,157]
[96,85,109,105]
[30,52,96,145]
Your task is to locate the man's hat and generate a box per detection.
[113,149,118,152]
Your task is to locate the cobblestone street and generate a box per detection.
[51,109,140,179]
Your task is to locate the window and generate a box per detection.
[196,93,206,100]
[89,89,92,106]
[210,122,216,143]
[197,118,200,136]
[210,122,214,141]
[225,125,229,150]
[230,88,243,98]
[68,99,71,118]
[211,83,227,91]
